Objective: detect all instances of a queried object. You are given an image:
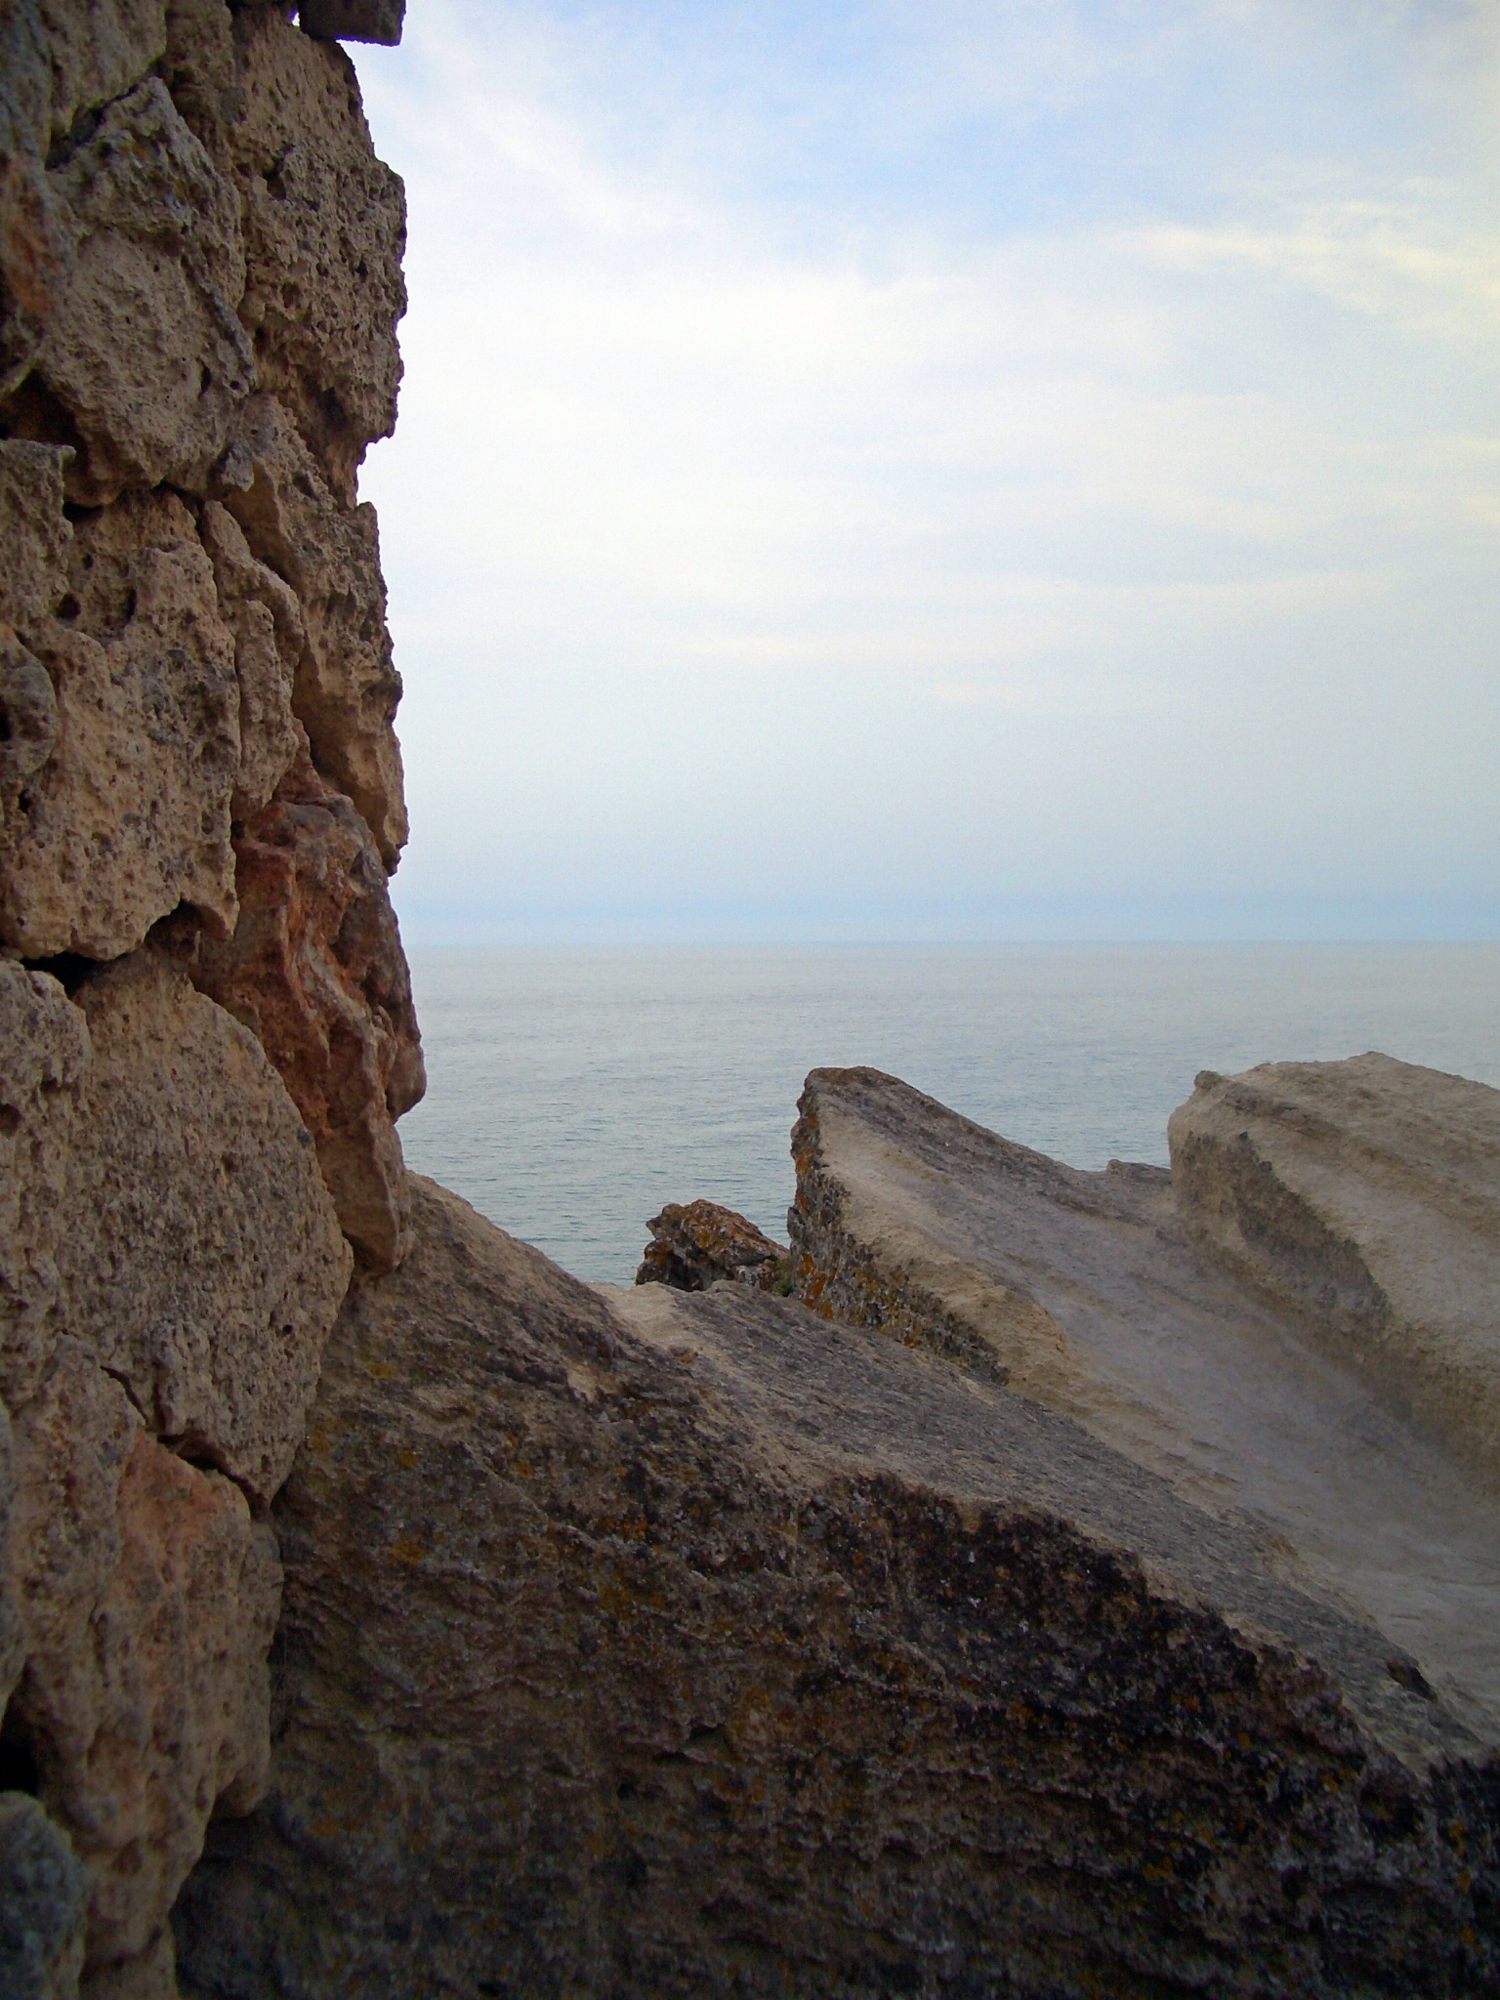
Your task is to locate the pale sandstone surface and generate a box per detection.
[197,501,303,822]
[172,1176,1497,1999]
[223,393,407,865]
[53,952,352,1502]
[194,748,424,1271]
[786,1067,1500,1746]
[1169,1054,1500,1489]
[5,1339,279,1984]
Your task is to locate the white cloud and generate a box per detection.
[349,1,1500,936]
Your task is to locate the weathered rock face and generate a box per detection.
[7,1341,280,1979]
[194,750,424,1272]
[0,2,420,1986]
[1169,1054,1500,1490]
[221,394,407,869]
[635,1198,788,1292]
[174,1176,1499,1998]
[784,1066,1500,1749]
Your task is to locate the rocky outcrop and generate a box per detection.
[0,1,420,1990]
[1169,1054,1500,1489]
[635,1198,788,1291]
[174,1176,1498,1997]
[784,1067,1500,1751]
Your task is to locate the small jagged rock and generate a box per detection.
[224,394,407,864]
[194,751,424,1270]
[5,1339,278,1983]
[636,1198,787,1291]
[0,1791,91,2000]
[1170,1052,1500,1489]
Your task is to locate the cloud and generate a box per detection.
[348,0,1500,938]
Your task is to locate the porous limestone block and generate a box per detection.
[225,394,407,864]
[228,6,406,499]
[199,501,304,820]
[0,962,89,1414]
[6,1340,279,1981]
[51,952,352,1503]
[17,77,252,506]
[0,1791,92,2000]
[196,751,425,1271]
[0,492,241,959]
[0,4,169,400]
[0,442,72,629]
[1170,1052,1500,1487]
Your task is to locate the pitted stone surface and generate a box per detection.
[0,490,240,958]
[195,750,424,1270]
[51,952,351,1503]
[224,394,407,864]
[6,1339,278,1983]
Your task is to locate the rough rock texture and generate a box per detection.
[0,1789,91,1999]
[0,471,244,960]
[222,9,405,505]
[223,393,407,865]
[785,1066,1500,1747]
[635,1198,788,1292]
[53,952,353,1501]
[6,1342,280,1979]
[1169,1054,1500,1489]
[1,1,418,1990]
[193,748,424,1271]
[173,1176,1499,1998]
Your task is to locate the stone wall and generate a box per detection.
[0,4,418,1991]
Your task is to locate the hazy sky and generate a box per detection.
[348,1,1500,943]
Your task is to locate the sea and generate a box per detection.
[397,943,1500,1284]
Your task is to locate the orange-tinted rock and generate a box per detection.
[636,1198,788,1292]
[195,751,424,1271]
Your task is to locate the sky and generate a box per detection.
[347,1,1500,944]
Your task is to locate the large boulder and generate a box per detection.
[1169,1054,1500,1491]
[174,1175,1498,1998]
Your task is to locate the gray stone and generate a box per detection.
[0,1792,91,2000]
[172,1175,1499,1998]
[1170,1053,1500,1490]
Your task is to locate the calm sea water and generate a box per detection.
[396,944,1500,1283]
